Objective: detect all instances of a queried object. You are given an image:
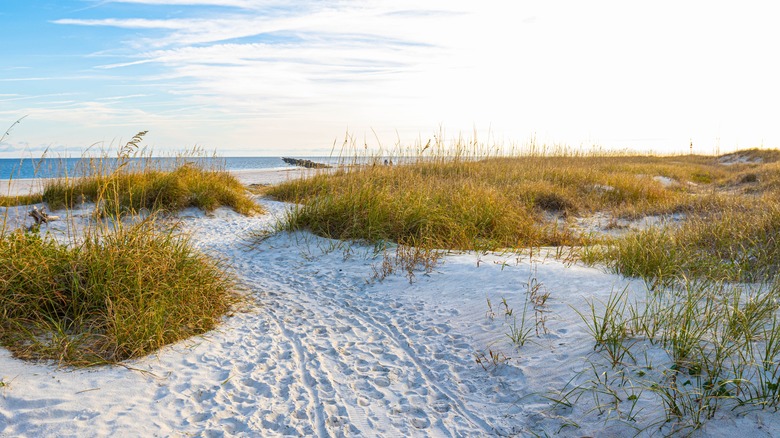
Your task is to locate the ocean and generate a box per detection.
[0,156,342,180]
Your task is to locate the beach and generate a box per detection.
[0,167,327,198]
[0,170,778,437]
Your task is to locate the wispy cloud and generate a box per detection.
[54,17,196,30]
[0,93,77,103]
[3,1,510,154]
[55,1,461,114]
[58,5,449,48]
[102,0,285,9]
[95,94,151,101]
[4,0,778,156]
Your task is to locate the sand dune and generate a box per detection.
[0,179,776,436]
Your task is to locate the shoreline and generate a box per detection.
[0,167,331,197]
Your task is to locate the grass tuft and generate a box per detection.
[42,163,260,216]
[0,133,248,366]
[269,143,780,252]
[590,197,780,282]
[0,221,236,366]
[0,193,43,207]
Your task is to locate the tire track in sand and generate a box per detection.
[264,305,328,437]
[258,272,494,435]
[333,296,494,434]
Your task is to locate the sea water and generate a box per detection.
[0,156,342,180]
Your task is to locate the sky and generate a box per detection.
[1,1,779,157]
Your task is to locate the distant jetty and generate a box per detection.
[282,157,331,169]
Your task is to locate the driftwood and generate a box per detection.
[29,206,60,225]
[281,157,331,169]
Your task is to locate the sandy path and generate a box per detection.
[178,200,507,436]
[0,199,515,436]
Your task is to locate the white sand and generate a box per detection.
[718,153,764,165]
[231,167,333,187]
[653,175,676,187]
[1,174,778,436]
[0,179,50,198]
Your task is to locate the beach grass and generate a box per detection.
[585,197,780,282]
[268,146,759,251]
[0,193,43,207]
[41,163,260,215]
[0,222,236,365]
[564,275,780,432]
[0,133,247,365]
[266,140,780,431]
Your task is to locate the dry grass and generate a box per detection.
[0,193,43,207]
[588,196,780,282]
[41,161,261,216]
[0,222,236,365]
[268,146,767,251]
[0,133,248,366]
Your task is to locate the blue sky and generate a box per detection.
[2,1,780,157]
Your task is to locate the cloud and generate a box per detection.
[36,1,555,152]
[95,94,151,101]
[0,93,77,103]
[54,17,197,30]
[57,5,449,49]
[101,0,284,9]
[55,1,460,115]
[382,9,464,18]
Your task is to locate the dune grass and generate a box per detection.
[586,197,780,283]
[0,222,235,365]
[41,157,261,216]
[564,277,780,433]
[0,193,43,207]
[0,133,250,366]
[267,141,780,431]
[268,149,752,251]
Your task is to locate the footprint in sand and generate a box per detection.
[374,376,391,387]
[432,399,451,413]
[235,362,255,373]
[293,410,307,420]
[371,364,390,373]
[353,381,385,400]
[411,417,431,429]
[391,402,410,415]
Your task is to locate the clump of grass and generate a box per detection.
[2,133,260,216]
[43,162,260,216]
[569,278,780,432]
[589,196,780,282]
[268,150,729,250]
[370,239,441,283]
[0,193,43,207]
[0,221,236,365]
[474,347,511,372]
[0,132,244,366]
[500,269,552,348]
[576,286,635,369]
[269,140,780,252]
[274,163,546,249]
